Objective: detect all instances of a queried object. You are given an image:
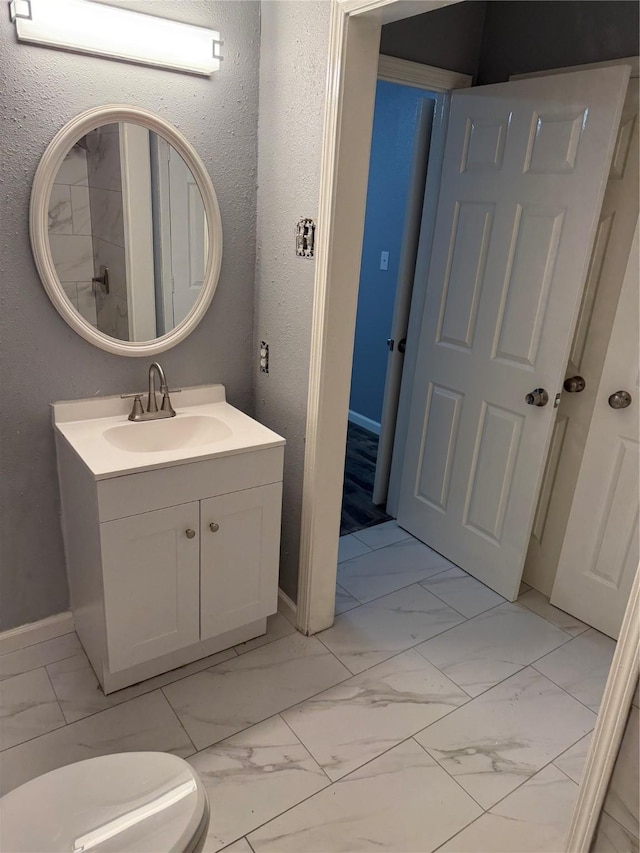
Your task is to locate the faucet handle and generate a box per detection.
[127,395,145,422]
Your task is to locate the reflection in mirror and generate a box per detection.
[48,123,207,342]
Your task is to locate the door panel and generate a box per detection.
[397,67,629,600]
[101,502,200,672]
[200,484,282,640]
[464,403,523,544]
[416,383,462,512]
[551,223,639,637]
[437,202,493,350]
[492,206,564,367]
[524,79,639,596]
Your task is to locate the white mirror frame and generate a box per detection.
[30,104,223,356]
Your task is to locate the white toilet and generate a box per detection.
[0,752,210,853]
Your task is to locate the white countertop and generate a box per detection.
[52,384,285,480]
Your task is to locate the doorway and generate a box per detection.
[340,78,437,536]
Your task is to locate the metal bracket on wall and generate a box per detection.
[296,218,316,258]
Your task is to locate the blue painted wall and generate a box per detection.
[349,81,431,426]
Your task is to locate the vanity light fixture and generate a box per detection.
[9,0,222,76]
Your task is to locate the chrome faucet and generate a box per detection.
[126,362,177,421]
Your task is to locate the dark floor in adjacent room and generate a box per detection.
[340,421,391,535]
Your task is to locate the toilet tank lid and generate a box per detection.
[0,752,208,853]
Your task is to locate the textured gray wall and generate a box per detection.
[254,1,331,602]
[380,1,487,76]
[0,1,260,631]
[477,1,640,84]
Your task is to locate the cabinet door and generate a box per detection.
[101,502,200,672]
[200,483,282,640]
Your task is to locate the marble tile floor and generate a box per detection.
[0,523,616,853]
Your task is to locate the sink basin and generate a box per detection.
[52,384,286,479]
[103,415,232,453]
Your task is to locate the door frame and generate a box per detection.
[296,0,464,639]
[565,564,639,852]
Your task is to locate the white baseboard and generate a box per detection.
[348,409,381,436]
[277,588,298,627]
[0,612,75,655]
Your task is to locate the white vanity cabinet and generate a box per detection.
[53,385,285,694]
[101,481,282,676]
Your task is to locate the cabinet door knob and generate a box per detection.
[209,522,220,533]
[185,528,196,539]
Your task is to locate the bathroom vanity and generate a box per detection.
[53,384,285,693]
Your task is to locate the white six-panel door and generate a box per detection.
[551,222,639,638]
[397,66,630,600]
[524,78,639,595]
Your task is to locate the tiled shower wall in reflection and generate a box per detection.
[86,125,128,341]
[47,146,97,326]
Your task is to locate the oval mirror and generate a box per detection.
[31,105,223,356]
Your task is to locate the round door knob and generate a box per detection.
[563,375,586,393]
[209,522,220,533]
[525,388,549,407]
[185,528,196,539]
[608,390,632,409]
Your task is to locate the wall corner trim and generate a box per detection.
[0,611,75,655]
[277,588,298,627]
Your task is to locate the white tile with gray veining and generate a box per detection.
[334,583,360,615]
[0,633,81,682]
[533,627,616,711]
[420,566,505,618]
[48,184,73,234]
[97,292,129,341]
[282,648,469,780]
[337,537,454,603]
[0,690,193,795]
[76,281,97,326]
[219,842,253,853]
[48,234,94,282]
[47,647,237,724]
[318,583,464,674]
[248,738,482,853]
[439,764,579,852]
[233,612,296,655]
[337,534,371,564]
[351,520,412,550]
[518,589,588,636]
[552,731,592,784]
[0,668,66,750]
[87,125,123,191]
[415,602,571,697]
[54,146,89,186]
[88,187,125,247]
[188,715,328,852]
[415,667,596,809]
[70,185,92,235]
[162,634,350,751]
